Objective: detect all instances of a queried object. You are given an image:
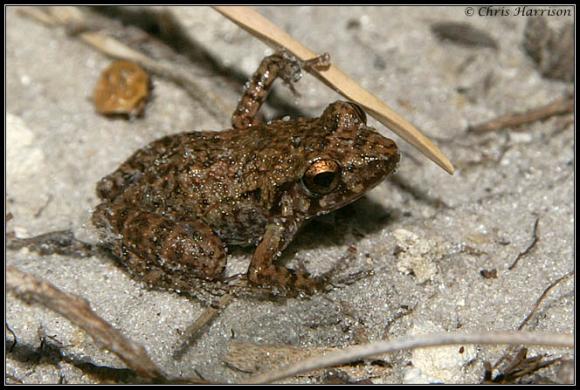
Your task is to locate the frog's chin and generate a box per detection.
[315,170,395,216]
[313,189,369,217]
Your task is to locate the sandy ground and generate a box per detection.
[6,6,574,384]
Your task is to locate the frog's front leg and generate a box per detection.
[248,219,323,294]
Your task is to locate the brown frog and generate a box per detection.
[92,53,400,295]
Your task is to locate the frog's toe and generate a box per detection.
[247,264,328,296]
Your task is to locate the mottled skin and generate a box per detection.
[92,53,400,294]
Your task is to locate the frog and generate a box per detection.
[92,52,400,295]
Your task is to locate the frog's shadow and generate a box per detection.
[232,194,400,265]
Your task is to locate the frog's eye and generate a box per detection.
[347,102,367,125]
[302,159,341,195]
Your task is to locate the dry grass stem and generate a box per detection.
[18,6,229,122]
[244,331,573,383]
[214,6,455,175]
[6,266,164,381]
[173,293,233,360]
[508,217,540,270]
[468,95,573,134]
[517,271,574,331]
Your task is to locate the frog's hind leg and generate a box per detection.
[93,203,226,288]
[231,52,331,130]
[231,52,302,129]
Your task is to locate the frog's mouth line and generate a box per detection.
[311,179,387,218]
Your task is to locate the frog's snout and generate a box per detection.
[359,132,400,185]
[379,137,399,159]
[362,130,399,165]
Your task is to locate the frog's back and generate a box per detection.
[95,129,240,202]
[94,119,325,246]
[96,120,316,205]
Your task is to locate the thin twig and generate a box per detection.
[6,322,18,353]
[549,115,574,137]
[508,217,540,270]
[214,6,455,175]
[486,347,563,384]
[491,271,573,370]
[517,271,574,331]
[18,7,229,123]
[16,6,58,26]
[79,32,230,122]
[244,331,573,384]
[468,95,573,134]
[6,266,165,381]
[173,293,233,360]
[7,229,96,258]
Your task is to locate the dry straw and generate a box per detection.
[215,6,455,175]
